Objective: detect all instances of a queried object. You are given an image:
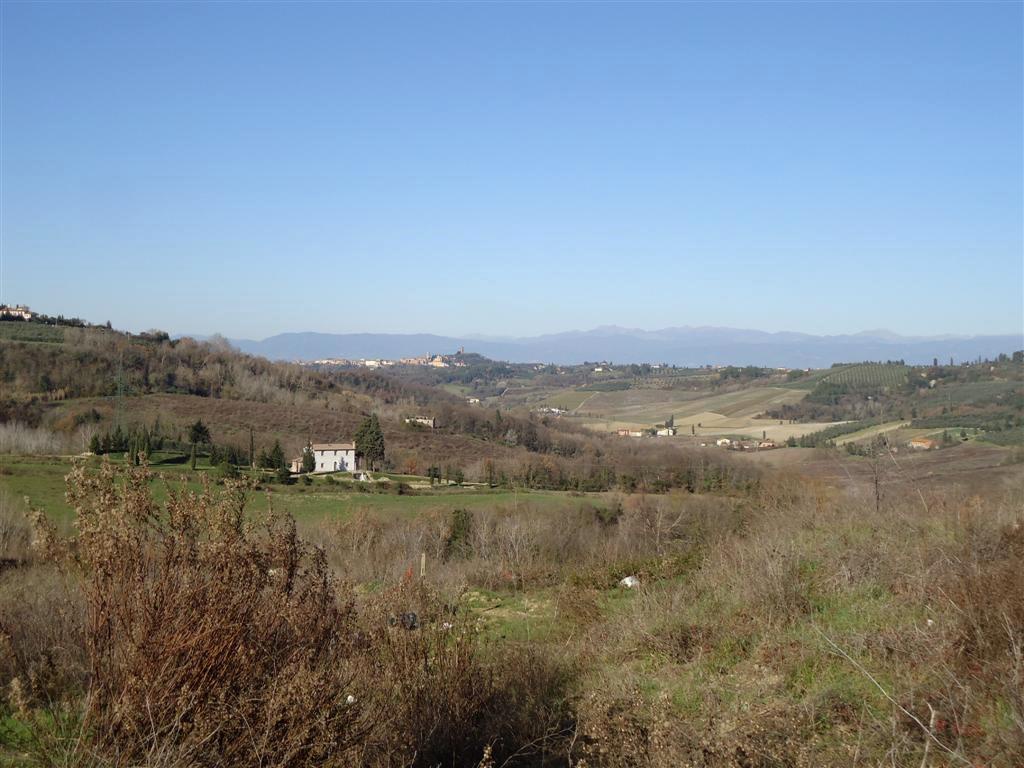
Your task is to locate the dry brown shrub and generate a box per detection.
[0,490,32,562]
[554,585,602,629]
[697,533,814,630]
[16,462,579,767]
[574,688,830,768]
[353,580,576,767]
[937,514,1024,760]
[0,564,86,707]
[32,460,368,767]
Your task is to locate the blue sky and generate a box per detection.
[2,1,1021,339]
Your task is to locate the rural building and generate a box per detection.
[758,440,777,449]
[617,428,643,438]
[538,407,567,415]
[466,397,481,405]
[312,442,358,472]
[405,416,436,428]
[290,442,359,473]
[656,427,677,436]
[0,304,33,320]
[715,438,733,447]
[908,437,939,451]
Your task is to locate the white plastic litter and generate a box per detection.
[619,575,640,589]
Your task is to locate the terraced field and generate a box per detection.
[549,385,846,440]
[822,363,909,388]
[784,363,909,391]
[572,386,802,423]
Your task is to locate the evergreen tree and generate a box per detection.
[188,419,211,446]
[355,414,385,471]
[301,444,316,474]
[189,442,197,471]
[111,424,126,452]
[268,440,286,471]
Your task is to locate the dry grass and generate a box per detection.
[1,459,1021,766]
[567,477,1024,766]
[6,462,576,767]
[308,493,735,594]
[27,462,367,766]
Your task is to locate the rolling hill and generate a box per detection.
[215,326,1023,368]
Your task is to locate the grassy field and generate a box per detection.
[3,447,1022,765]
[573,385,806,422]
[0,321,64,344]
[916,379,1019,406]
[537,389,596,412]
[542,384,849,440]
[833,420,910,445]
[0,453,600,528]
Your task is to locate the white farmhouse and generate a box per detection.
[404,416,436,428]
[294,442,359,473]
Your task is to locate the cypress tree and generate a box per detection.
[355,414,385,471]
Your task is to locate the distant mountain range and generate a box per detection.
[200,326,1024,368]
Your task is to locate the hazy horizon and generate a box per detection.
[183,323,1022,344]
[3,2,1022,338]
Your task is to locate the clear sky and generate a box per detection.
[1,1,1021,339]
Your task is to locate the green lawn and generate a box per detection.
[0,453,599,527]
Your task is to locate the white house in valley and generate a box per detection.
[290,441,359,473]
[313,442,358,472]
